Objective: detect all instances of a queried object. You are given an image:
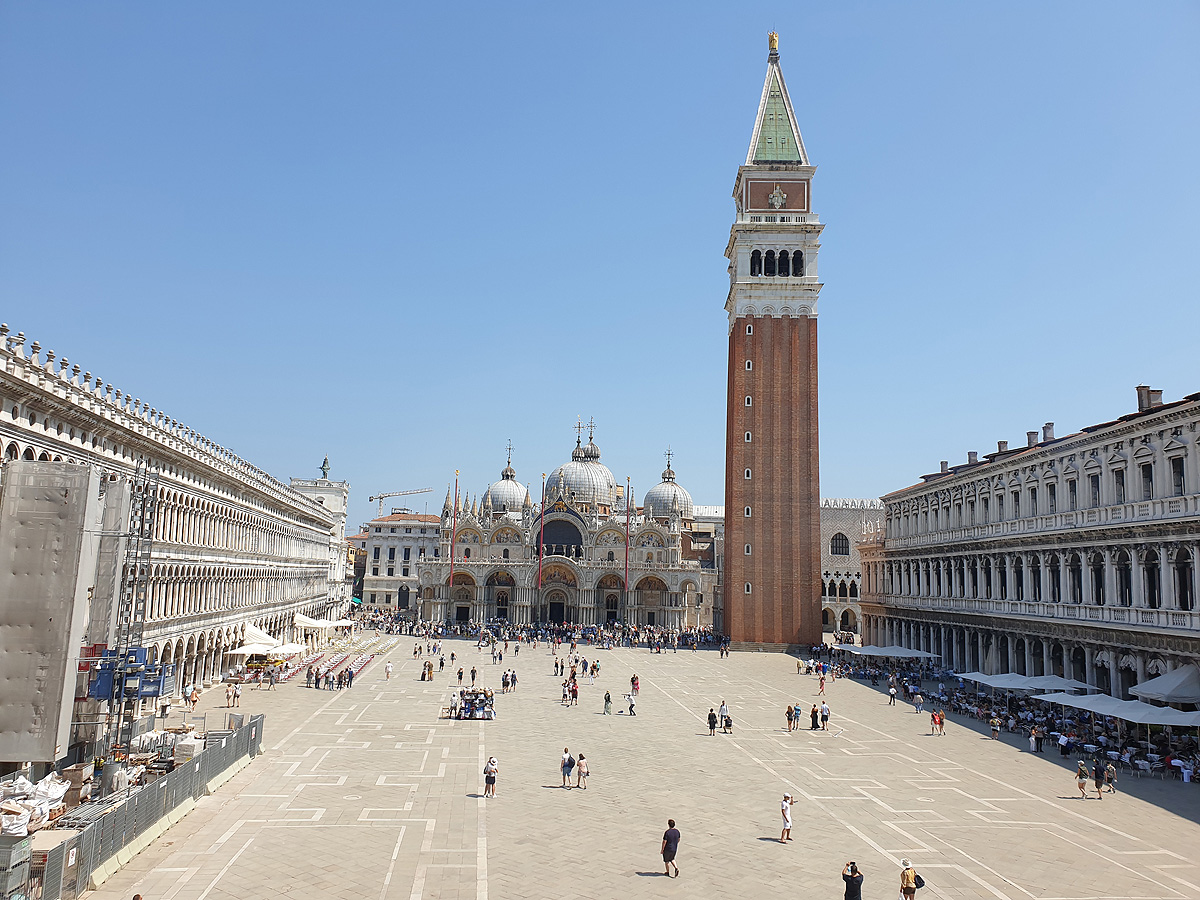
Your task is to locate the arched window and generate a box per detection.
[830,532,850,556]
[838,581,849,598]
[778,250,790,276]
[750,250,762,276]
[744,431,752,442]
[764,250,776,277]
[849,582,859,598]
[744,468,752,479]
[745,360,753,371]
[745,395,752,407]
[464,547,471,559]
[744,544,752,555]
[744,506,752,517]
[744,582,752,594]
[607,550,615,561]
[793,251,804,276]
[745,323,753,335]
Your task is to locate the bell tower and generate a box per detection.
[723,33,822,650]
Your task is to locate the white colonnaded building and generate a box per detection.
[859,386,1200,697]
[0,324,351,697]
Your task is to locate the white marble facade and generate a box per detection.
[859,386,1200,698]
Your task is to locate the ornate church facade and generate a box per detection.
[415,431,717,628]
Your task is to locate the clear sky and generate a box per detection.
[1,3,1196,529]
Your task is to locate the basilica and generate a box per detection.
[414,430,717,628]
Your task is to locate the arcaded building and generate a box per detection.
[820,498,884,635]
[859,386,1200,698]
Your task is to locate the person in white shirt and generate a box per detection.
[779,793,793,842]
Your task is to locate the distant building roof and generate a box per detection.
[370,512,441,525]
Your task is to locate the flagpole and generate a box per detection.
[449,471,459,612]
[625,476,631,621]
[537,473,546,621]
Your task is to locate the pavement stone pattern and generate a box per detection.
[87,637,1200,900]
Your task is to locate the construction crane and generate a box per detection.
[368,488,433,517]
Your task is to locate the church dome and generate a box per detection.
[549,437,618,509]
[643,463,693,520]
[488,459,527,512]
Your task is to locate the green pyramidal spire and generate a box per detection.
[748,34,808,165]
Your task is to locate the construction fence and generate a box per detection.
[27,714,264,900]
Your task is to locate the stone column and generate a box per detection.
[1131,544,1144,607]
[1042,640,1052,677]
[1081,554,1094,605]
[1160,543,1175,609]
[1083,646,1097,691]
[1135,654,1147,691]
[1103,548,1115,607]
[1006,639,1016,675]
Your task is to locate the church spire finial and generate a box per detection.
[505,439,513,467]
[768,31,778,55]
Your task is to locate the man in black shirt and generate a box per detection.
[842,862,863,900]
[661,819,680,877]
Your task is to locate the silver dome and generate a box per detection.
[488,462,527,512]
[548,437,618,509]
[643,465,694,520]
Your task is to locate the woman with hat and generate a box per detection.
[482,757,498,798]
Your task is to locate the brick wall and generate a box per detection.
[723,315,821,647]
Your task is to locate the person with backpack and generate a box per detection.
[561,748,575,787]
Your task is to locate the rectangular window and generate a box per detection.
[1029,487,1038,516]
[384,593,391,604]
[1089,473,1101,507]
[390,528,396,533]
[388,547,395,561]
[403,547,411,561]
[374,527,381,533]
[1141,463,1154,500]
[420,528,427,534]
[370,592,377,603]
[405,527,412,533]
[982,497,989,523]
[373,547,380,560]
[372,567,379,576]
[968,500,975,525]
[387,567,394,577]
[1048,483,1057,513]
[402,567,409,576]
[996,495,1004,521]
[1068,479,1077,511]
[1114,469,1126,503]
[1012,490,1020,518]
[418,547,426,557]
[1171,457,1185,496]
[433,548,439,557]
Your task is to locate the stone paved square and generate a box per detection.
[89,638,1200,900]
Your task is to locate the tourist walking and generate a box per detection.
[1092,758,1105,800]
[913,692,923,713]
[604,691,612,714]
[385,661,393,680]
[483,756,498,798]
[1076,761,1090,798]
[719,700,728,724]
[779,793,793,842]
[899,859,921,898]
[471,667,477,686]
[810,704,820,730]
[888,685,897,705]
[786,705,795,732]
[842,862,863,900]
[1105,762,1117,793]
[937,710,946,735]
[989,716,1001,739]
[660,819,680,877]
[708,709,718,735]
[576,754,589,789]
[225,684,234,707]
[233,683,241,707]
[820,701,831,730]
[561,748,575,787]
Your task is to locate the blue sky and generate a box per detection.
[1,2,1197,529]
